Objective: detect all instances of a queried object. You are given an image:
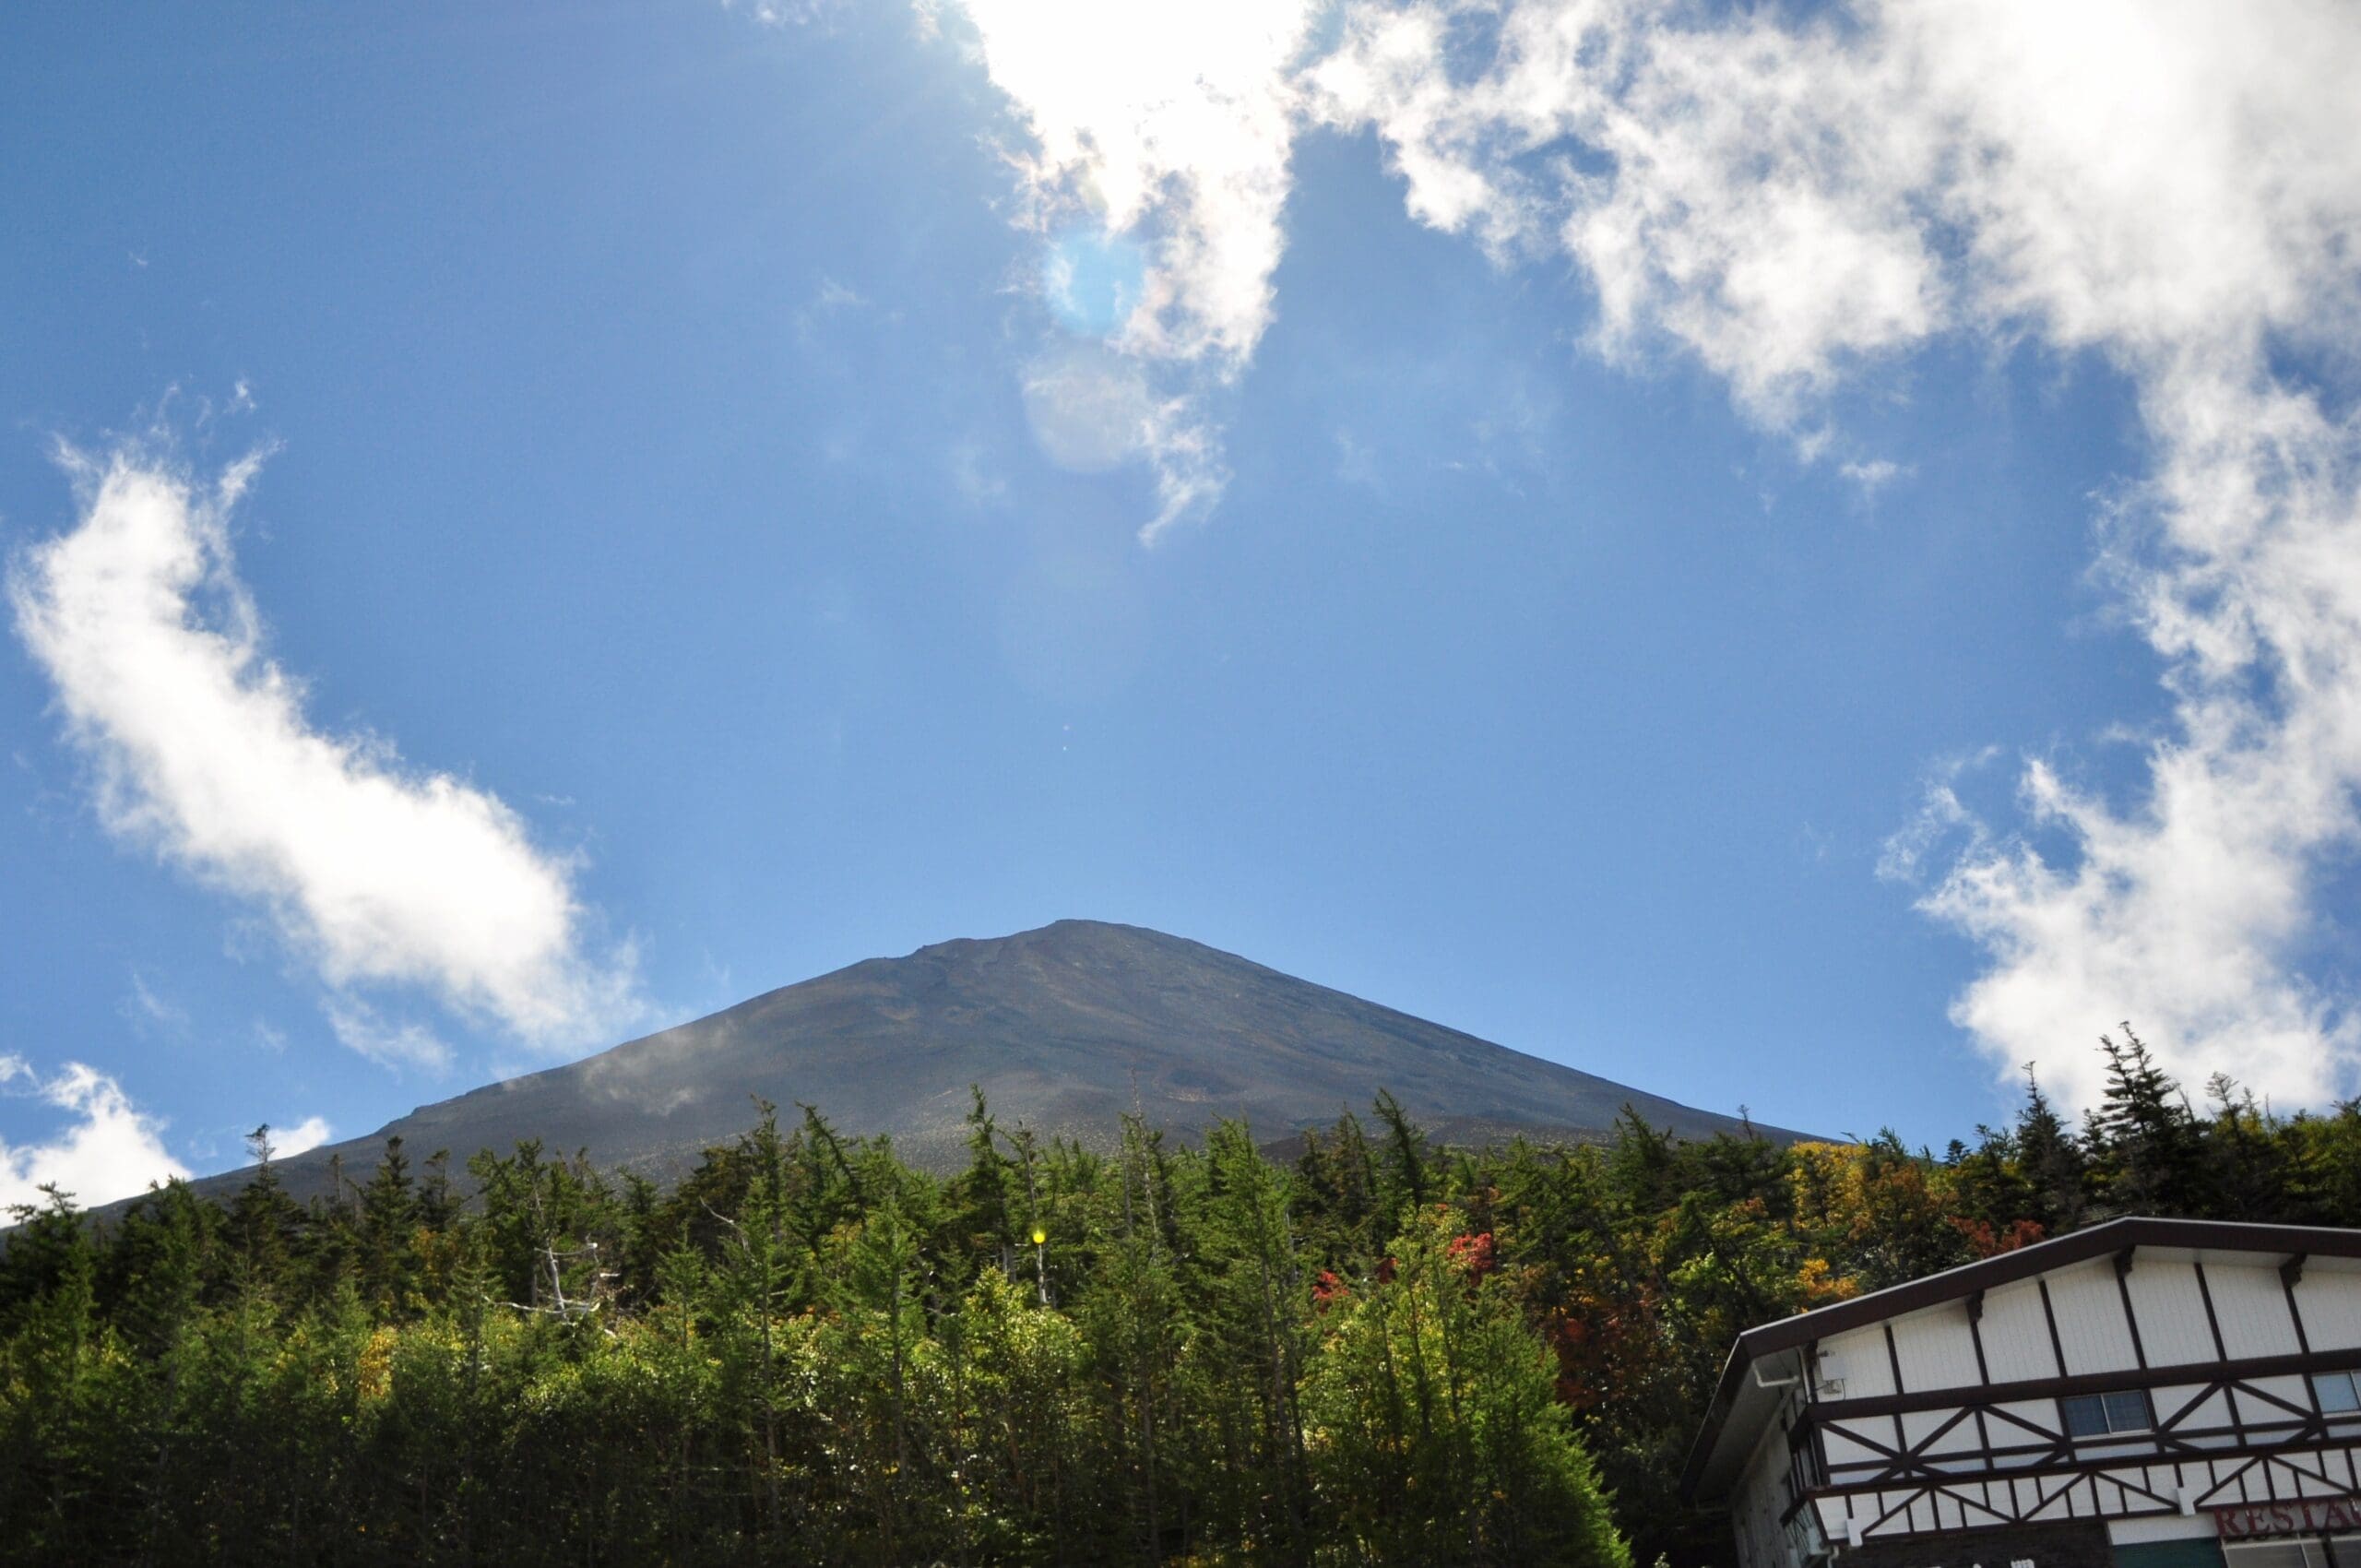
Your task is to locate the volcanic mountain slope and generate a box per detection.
[190,920,1792,1203]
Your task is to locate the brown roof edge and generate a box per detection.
[1678,1216,2361,1503]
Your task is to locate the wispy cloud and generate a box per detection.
[946,0,1322,539]
[793,274,877,348]
[726,0,844,30]
[933,0,2361,1109]
[10,447,640,1067]
[1311,0,2361,1110]
[947,436,1009,509]
[121,971,190,1036]
[326,1000,455,1074]
[1840,459,1911,500]
[0,1055,189,1211]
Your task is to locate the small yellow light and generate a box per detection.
[1031,1227,1048,1246]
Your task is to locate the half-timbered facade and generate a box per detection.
[1683,1219,2361,1568]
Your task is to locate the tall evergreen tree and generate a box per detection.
[2089,1024,2203,1216]
[2014,1065,2089,1232]
[359,1135,419,1313]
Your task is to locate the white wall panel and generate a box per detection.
[2278,1453,2344,1497]
[2155,1384,2231,1436]
[1982,1278,2063,1381]
[1891,1306,1983,1393]
[2207,1263,2303,1359]
[2049,1260,2142,1374]
[2127,1260,2221,1366]
[1821,1424,1885,1470]
[2336,1446,2361,1491]
[1898,1408,1957,1451]
[1823,1324,1896,1398]
[1965,1479,2011,1526]
[1987,1396,2065,1465]
[1920,1410,1985,1455]
[1987,1396,2063,1433]
[1811,1498,1845,1540]
[2292,1269,2361,1352]
[2245,1372,2314,1423]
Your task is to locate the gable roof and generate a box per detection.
[1679,1216,2361,1503]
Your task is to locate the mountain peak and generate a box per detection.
[170,921,1787,1205]
[907,918,1196,958]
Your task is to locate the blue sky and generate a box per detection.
[6,1,2359,1204]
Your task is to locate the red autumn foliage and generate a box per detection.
[1950,1216,2047,1258]
[1446,1230,1497,1280]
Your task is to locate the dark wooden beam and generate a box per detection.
[1809,1347,2361,1420]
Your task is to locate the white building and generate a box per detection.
[1683,1218,2361,1568]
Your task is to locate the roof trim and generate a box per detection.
[1678,1217,2361,1503]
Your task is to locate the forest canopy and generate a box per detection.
[5,1027,2360,1567]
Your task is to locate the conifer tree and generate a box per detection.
[955,1085,1018,1272]
[226,1123,300,1294]
[359,1135,419,1313]
[2014,1064,2089,1232]
[2090,1024,2202,1216]
[1373,1087,1433,1217]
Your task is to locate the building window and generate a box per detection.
[2059,1389,2153,1438]
[2225,1538,2361,1568]
[2314,1372,2361,1414]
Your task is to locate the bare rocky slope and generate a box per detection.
[178,920,1795,1204]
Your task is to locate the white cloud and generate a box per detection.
[728,0,843,28]
[1014,346,1230,537]
[949,0,1321,536]
[794,274,874,349]
[11,450,638,1063]
[0,1055,189,1212]
[122,971,190,1035]
[271,1114,333,1158]
[958,0,1317,365]
[1316,0,1947,422]
[1877,754,1995,886]
[942,0,2361,1110]
[326,1000,455,1074]
[1840,459,1910,499]
[1313,0,2361,1111]
[1906,364,2361,1109]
